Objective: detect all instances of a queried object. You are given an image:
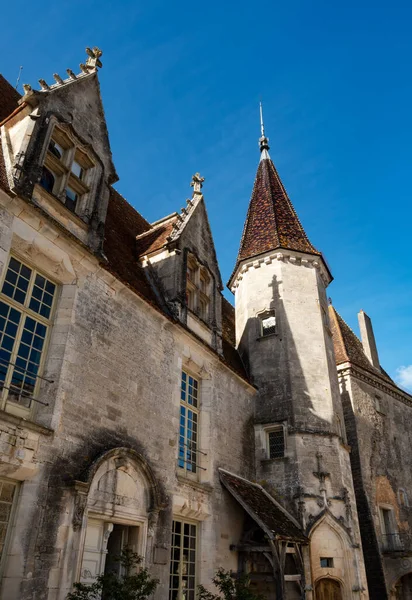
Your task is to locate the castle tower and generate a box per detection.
[229,112,369,598]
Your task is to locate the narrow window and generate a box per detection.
[0,257,57,414]
[169,520,197,600]
[267,426,285,459]
[399,489,409,508]
[375,395,386,415]
[39,167,56,194]
[380,507,400,550]
[0,479,17,566]
[178,371,199,474]
[320,557,334,568]
[259,311,276,337]
[185,254,211,323]
[65,187,78,212]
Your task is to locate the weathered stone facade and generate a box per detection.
[0,50,410,600]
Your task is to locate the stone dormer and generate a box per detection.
[136,174,224,352]
[0,48,118,253]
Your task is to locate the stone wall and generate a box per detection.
[0,188,256,599]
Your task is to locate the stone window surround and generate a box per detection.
[178,370,200,478]
[186,253,212,323]
[255,421,288,462]
[0,254,58,420]
[256,307,277,339]
[37,117,97,223]
[378,504,400,550]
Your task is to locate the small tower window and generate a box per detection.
[259,310,276,337]
[266,426,285,459]
[320,557,334,568]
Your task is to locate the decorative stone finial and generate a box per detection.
[38,79,50,91]
[22,83,32,94]
[67,69,77,80]
[85,47,103,69]
[190,173,204,195]
[53,73,64,85]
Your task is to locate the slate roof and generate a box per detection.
[234,157,320,278]
[328,305,394,384]
[219,469,307,543]
[0,74,21,193]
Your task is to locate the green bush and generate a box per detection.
[198,568,265,600]
[66,549,159,600]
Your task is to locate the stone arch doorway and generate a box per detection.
[393,573,412,599]
[315,578,343,600]
[77,448,162,585]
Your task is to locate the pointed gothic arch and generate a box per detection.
[308,513,357,600]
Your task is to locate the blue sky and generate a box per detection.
[1,0,411,386]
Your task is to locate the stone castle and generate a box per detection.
[0,48,410,600]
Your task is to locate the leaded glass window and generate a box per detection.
[169,520,197,600]
[267,427,285,459]
[178,371,199,474]
[0,257,56,413]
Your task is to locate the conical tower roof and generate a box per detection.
[236,146,320,267]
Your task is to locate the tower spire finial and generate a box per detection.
[260,101,265,137]
[258,101,270,157]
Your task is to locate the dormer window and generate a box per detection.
[39,126,94,216]
[186,254,211,322]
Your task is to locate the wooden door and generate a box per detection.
[315,578,343,600]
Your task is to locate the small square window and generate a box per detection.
[320,557,334,568]
[259,311,276,337]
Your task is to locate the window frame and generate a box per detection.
[258,309,277,338]
[178,370,200,479]
[0,255,58,418]
[379,505,401,550]
[0,478,19,578]
[169,518,198,600]
[320,557,334,568]
[265,424,286,460]
[40,124,95,217]
[185,254,211,323]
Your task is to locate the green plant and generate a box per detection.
[67,548,159,600]
[198,568,265,600]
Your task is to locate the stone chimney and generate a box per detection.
[358,310,380,368]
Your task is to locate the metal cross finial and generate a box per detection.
[190,173,205,195]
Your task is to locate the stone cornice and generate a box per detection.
[337,362,412,407]
[229,248,331,292]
